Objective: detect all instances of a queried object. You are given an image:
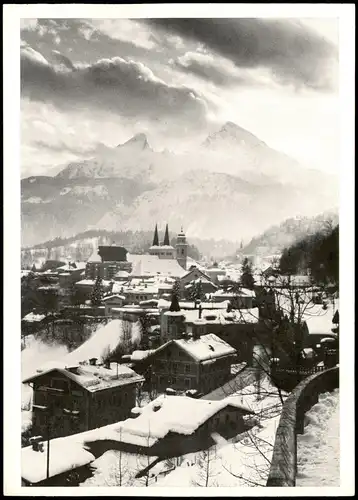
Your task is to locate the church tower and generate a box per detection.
[176,227,188,270]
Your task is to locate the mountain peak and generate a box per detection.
[118,133,151,150]
[203,121,265,149]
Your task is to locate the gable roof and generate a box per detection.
[116,393,253,447]
[128,254,186,278]
[151,334,236,363]
[22,363,144,393]
[181,267,212,282]
[102,294,125,302]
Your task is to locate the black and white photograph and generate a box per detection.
[3,3,355,496]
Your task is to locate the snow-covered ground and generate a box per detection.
[296,389,340,486]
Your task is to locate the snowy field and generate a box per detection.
[296,389,340,486]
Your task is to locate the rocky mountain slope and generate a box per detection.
[240,210,339,257]
[21,121,338,247]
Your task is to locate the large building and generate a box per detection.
[85,245,131,281]
[148,223,188,270]
[23,360,144,439]
[84,225,189,284]
[148,333,237,394]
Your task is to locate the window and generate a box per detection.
[172,363,178,372]
[185,364,191,373]
[51,378,68,391]
[172,376,177,386]
[123,392,128,403]
[184,378,190,388]
[181,249,184,255]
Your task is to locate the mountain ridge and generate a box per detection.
[21,120,338,247]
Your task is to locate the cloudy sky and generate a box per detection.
[20,17,339,177]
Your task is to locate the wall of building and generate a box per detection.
[89,384,137,429]
[151,343,199,392]
[31,372,138,439]
[32,374,89,439]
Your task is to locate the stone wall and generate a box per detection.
[266,366,339,487]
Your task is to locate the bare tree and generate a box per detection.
[192,444,219,487]
[121,320,134,354]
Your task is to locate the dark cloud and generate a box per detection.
[172,51,257,88]
[21,46,209,129]
[147,18,338,90]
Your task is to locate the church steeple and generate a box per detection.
[163,223,170,246]
[152,223,159,246]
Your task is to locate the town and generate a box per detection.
[14,12,347,492]
[21,223,340,487]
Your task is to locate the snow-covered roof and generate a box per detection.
[23,362,144,393]
[22,312,45,323]
[212,288,256,298]
[57,262,87,272]
[129,254,186,278]
[126,286,158,295]
[75,279,112,287]
[115,394,253,447]
[303,307,336,335]
[181,268,212,281]
[174,333,236,362]
[185,278,218,288]
[157,299,229,310]
[114,270,130,278]
[21,437,96,484]
[102,294,125,302]
[130,350,155,362]
[180,308,259,325]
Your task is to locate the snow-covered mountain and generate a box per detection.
[21,121,338,247]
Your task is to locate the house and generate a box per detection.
[113,270,130,282]
[22,360,145,440]
[159,299,261,364]
[21,394,254,486]
[85,245,131,281]
[57,262,87,288]
[205,266,227,284]
[148,333,237,394]
[184,278,218,298]
[179,268,214,291]
[113,394,255,456]
[210,288,255,308]
[123,284,159,304]
[103,294,126,316]
[74,279,112,302]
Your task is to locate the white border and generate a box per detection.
[3,3,355,497]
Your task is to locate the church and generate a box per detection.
[84,224,189,281]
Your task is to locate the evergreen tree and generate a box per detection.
[188,280,205,302]
[240,258,255,289]
[90,276,104,306]
[169,293,181,312]
[172,278,181,301]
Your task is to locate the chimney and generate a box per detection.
[89,357,97,366]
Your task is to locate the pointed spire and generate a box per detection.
[163,223,170,246]
[152,223,159,246]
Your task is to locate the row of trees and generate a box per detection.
[280,224,339,285]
